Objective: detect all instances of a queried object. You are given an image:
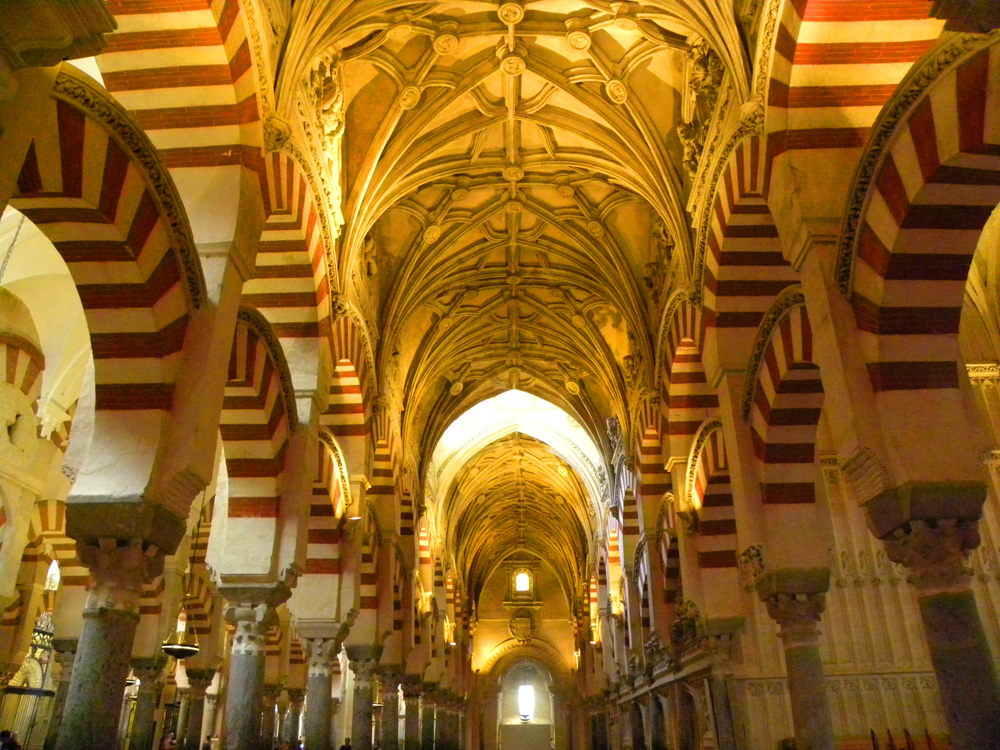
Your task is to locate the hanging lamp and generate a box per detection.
[162,492,209,660]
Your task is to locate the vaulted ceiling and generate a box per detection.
[275,0,744,603]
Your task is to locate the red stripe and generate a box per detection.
[956,49,989,154]
[794,40,934,65]
[801,0,933,22]
[56,101,85,198]
[785,84,898,108]
[100,138,131,222]
[105,29,219,51]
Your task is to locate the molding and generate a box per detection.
[740,285,805,421]
[685,418,723,511]
[51,69,206,310]
[318,429,355,515]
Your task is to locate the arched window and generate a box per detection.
[515,571,531,592]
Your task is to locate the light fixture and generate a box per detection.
[162,492,209,661]
[518,683,534,723]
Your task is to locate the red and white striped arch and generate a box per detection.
[245,152,333,336]
[303,432,348,576]
[659,297,718,458]
[702,136,798,359]
[97,0,264,172]
[3,74,204,464]
[849,42,1000,391]
[748,298,825,504]
[322,315,374,440]
[220,308,296,545]
[687,422,737,570]
[765,0,944,182]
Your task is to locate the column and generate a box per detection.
[304,639,339,750]
[56,540,161,750]
[44,639,77,750]
[762,592,833,750]
[480,689,498,750]
[204,695,220,745]
[183,669,215,750]
[284,689,304,746]
[551,691,568,750]
[347,647,381,750]
[276,694,289,745]
[222,603,274,750]
[176,689,192,749]
[401,681,421,750]
[434,703,448,750]
[130,657,166,750]
[380,670,401,750]
[705,626,739,750]
[260,685,280,750]
[419,689,435,750]
[881,516,1000,748]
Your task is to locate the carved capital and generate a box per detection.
[304,637,340,676]
[262,683,281,705]
[966,362,1000,388]
[882,518,980,594]
[225,603,275,656]
[401,677,423,700]
[131,656,167,691]
[349,657,379,688]
[763,592,826,648]
[79,538,163,616]
[185,668,216,695]
[287,688,305,709]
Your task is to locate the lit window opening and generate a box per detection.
[518,684,534,722]
[514,571,530,592]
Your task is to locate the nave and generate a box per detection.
[1,2,1000,750]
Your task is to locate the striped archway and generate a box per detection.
[701,135,798,364]
[659,297,718,459]
[746,291,825,506]
[686,421,737,572]
[764,1,944,192]
[846,41,1000,392]
[218,307,297,571]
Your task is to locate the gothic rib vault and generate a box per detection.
[1,2,1000,750]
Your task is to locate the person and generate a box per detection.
[5,732,20,750]
[0,730,9,749]
[340,737,352,750]
[161,732,178,750]
[201,739,211,750]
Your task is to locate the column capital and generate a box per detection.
[349,656,379,688]
[304,636,341,676]
[185,667,216,695]
[225,602,278,656]
[287,688,305,708]
[400,676,423,700]
[883,518,980,594]
[763,592,826,647]
[262,683,281,705]
[131,656,167,690]
[78,538,164,616]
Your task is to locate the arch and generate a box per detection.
[246,151,334,336]
[700,135,797,361]
[631,702,647,750]
[322,313,375,439]
[745,291,825,505]
[686,422,736,571]
[845,41,1000,392]
[96,0,268,233]
[1,69,206,482]
[763,1,944,191]
[480,640,573,692]
[660,297,718,458]
[217,307,297,572]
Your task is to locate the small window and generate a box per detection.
[515,571,531,592]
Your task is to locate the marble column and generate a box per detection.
[348,650,380,750]
[183,669,215,750]
[44,639,77,750]
[175,689,192,748]
[380,670,401,750]
[260,685,280,750]
[551,692,568,750]
[284,689,305,746]
[401,681,421,750]
[304,638,339,750]
[762,592,834,750]
[881,517,1000,748]
[130,657,167,750]
[419,689,436,750]
[56,540,162,750]
[205,695,220,744]
[222,603,274,750]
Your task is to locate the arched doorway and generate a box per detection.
[630,703,646,750]
[649,697,666,750]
